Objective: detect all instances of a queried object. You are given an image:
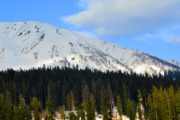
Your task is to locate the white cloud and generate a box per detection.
[134,25,180,44]
[64,0,180,35]
[166,35,180,44]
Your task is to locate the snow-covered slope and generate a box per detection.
[0,22,179,75]
[170,60,180,68]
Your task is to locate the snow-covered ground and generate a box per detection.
[95,115,130,120]
[0,22,179,75]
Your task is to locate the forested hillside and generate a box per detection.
[0,67,180,120]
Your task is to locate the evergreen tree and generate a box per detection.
[175,91,180,119]
[147,87,158,120]
[0,94,5,120]
[59,106,65,120]
[147,86,172,120]
[66,91,75,111]
[126,99,136,120]
[77,104,85,120]
[45,113,55,120]
[87,94,95,120]
[167,86,175,119]
[155,87,171,120]
[45,86,55,120]
[82,85,89,111]
[100,87,108,120]
[46,84,53,114]
[117,96,122,120]
[13,95,31,120]
[0,66,180,120]
[19,95,26,107]
[69,112,77,120]
[163,89,173,120]
[5,91,13,120]
[107,84,113,120]
[30,96,41,120]
[13,105,19,120]
[137,90,143,120]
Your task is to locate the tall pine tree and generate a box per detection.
[30,96,41,120]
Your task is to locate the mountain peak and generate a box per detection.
[0,21,179,75]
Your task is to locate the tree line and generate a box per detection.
[0,66,180,119]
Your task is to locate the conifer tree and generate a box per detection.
[107,84,113,120]
[46,86,55,120]
[14,95,31,120]
[66,91,75,111]
[147,86,173,120]
[82,85,89,111]
[126,99,136,120]
[117,96,122,120]
[69,112,77,120]
[47,84,53,114]
[13,105,18,120]
[137,90,143,120]
[175,91,180,119]
[163,89,173,120]
[59,106,65,120]
[30,96,41,120]
[77,104,85,120]
[0,94,5,120]
[122,84,129,114]
[100,87,108,120]
[167,86,175,118]
[87,94,95,120]
[19,95,26,107]
[5,91,13,120]
[148,86,159,120]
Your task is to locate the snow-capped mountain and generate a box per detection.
[0,22,179,75]
[170,60,180,67]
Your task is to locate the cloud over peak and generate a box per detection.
[64,0,180,36]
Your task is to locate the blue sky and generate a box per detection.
[0,0,180,61]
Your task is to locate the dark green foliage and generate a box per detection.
[175,91,180,119]
[45,88,55,120]
[0,67,179,119]
[0,67,179,112]
[13,105,31,120]
[5,91,13,120]
[146,86,180,120]
[30,96,41,120]
[13,95,31,120]
[126,99,136,120]
[66,91,75,111]
[137,90,143,120]
[77,104,85,120]
[86,94,95,120]
[0,94,5,120]
[82,85,89,111]
[45,114,55,120]
[69,112,77,120]
[117,96,122,120]
[100,87,108,119]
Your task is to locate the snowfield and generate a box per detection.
[0,22,179,75]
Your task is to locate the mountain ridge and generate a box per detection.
[0,21,179,75]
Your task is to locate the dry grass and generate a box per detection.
[112,118,120,120]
